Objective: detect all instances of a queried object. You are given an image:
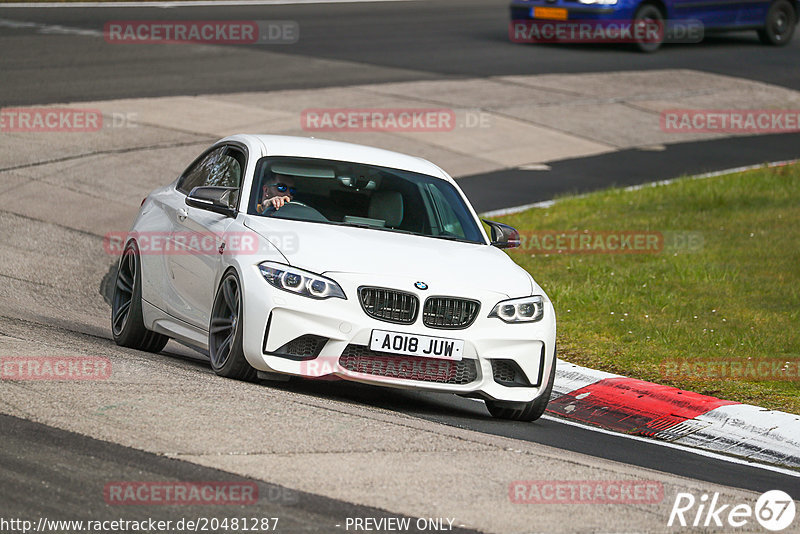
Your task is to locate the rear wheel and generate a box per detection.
[757,0,796,45]
[485,356,557,422]
[209,270,256,381]
[632,4,665,53]
[111,242,169,352]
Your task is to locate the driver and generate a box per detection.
[257,174,296,214]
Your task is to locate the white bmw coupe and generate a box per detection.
[112,135,557,421]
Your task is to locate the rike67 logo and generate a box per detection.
[668,490,796,531]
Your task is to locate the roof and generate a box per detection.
[221,134,452,182]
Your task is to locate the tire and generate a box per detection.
[632,4,665,53]
[111,242,169,352]
[485,355,557,422]
[208,270,256,381]
[757,0,796,45]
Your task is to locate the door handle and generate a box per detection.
[177,208,188,221]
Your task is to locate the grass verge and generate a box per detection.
[496,162,799,413]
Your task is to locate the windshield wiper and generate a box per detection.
[430,234,475,243]
[337,222,417,235]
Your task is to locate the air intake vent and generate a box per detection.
[268,335,327,361]
[339,344,478,385]
[490,359,532,387]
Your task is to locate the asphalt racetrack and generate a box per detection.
[1,1,799,532]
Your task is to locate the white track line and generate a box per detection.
[0,0,415,8]
[0,18,103,36]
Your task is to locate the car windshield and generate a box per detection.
[247,156,485,244]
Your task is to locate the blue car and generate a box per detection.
[510,0,798,50]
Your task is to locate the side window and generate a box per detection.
[177,146,245,194]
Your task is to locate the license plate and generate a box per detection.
[370,330,464,361]
[532,7,568,20]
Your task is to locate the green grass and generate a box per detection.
[494,163,800,413]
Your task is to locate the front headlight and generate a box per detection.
[489,296,545,323]
[258,262,346,300]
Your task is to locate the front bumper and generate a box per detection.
[239,267,557,403]
[511,0,635,21]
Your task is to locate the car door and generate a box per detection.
[166,145,246,329]
[669,0,742,28]
[736,0,770,25]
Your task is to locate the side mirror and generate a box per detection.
[482,219,520,249]
[186,186,239,218]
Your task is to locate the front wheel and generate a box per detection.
[485,357,557,422]
[111,242,169,352]
[209,270,256,381]
[632,4,665,53]
[757,0,796,45]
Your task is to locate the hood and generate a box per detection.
[244,217,534,298]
